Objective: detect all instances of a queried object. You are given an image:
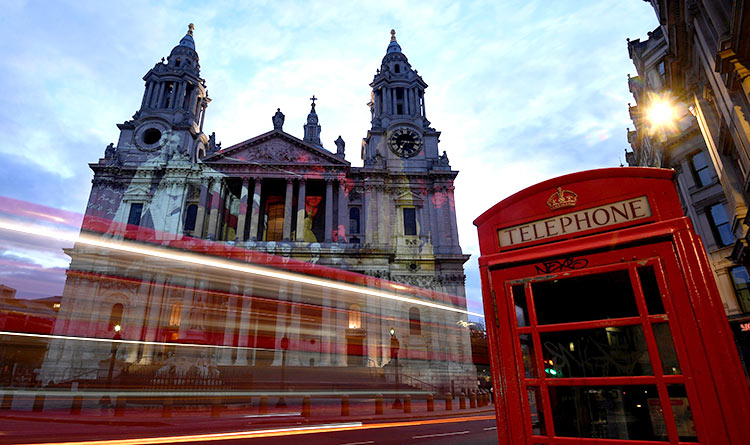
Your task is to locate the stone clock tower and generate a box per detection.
[362,30,442,173]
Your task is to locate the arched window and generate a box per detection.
[109,303,124,331]
[184,204,198,231]
[409,307,421,335]
[349,304,361,329]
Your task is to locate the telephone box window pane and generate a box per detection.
[519,334,537,378]
[527,386,546,436]
[666,385,697,442]
[653,323,681,375]
[638,266,665,314]
[548,385,665,441]
[531,270,639,325]
[512,285,529,327]
[540,325,652,378]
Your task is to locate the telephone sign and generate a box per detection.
[474,168,750,445]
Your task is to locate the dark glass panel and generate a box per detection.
[652,323,681,375]
[666,385,697,442]
[512,285,529,327]
[549,385,666,441]
[541,325,652,378]
[637,266,665,314]
[531,270,639,324]
[527,386,546,436]
[519,334,537,378]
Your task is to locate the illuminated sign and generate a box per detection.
[498,196,651,247]
[740,322,750,332]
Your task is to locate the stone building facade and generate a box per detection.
[626,1,750,374]
[39,26,475,392]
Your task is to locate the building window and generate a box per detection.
[349,207,360,234]
[264,198,284,241]
[409,307,421,335]
[730,267,750,313]
[109,303,124,331]
[403,208,417,236]
[169,303,182,327]
[689,151,712,187]
[127,203,143,226]
[657,59,665,77]
[184,204,198,231]
[707,203,734,247]
[348,304,361,329]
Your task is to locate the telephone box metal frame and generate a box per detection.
[474,168,750,445]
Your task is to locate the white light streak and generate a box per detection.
[0,218,483,318]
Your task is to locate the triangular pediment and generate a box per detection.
[203,130,349,167]
[394,190,424,206]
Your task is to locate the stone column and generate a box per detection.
[236,178,250,241]
[248,177,262,241]
[447,186,459,247]
[234,282,254,365]
[421,188,433,245]
[432,185,445,250]
[320,288,332,366]
[282,178,294,241]
[156,82,166,108]
[219,285,239,365]
[325,178,334,242]
[206,180,222,240]
[272,283,290,366]
[377,185,389,244]
[363,184,372,244]
[295,179,306,241]
[337,179,347,242]
[142,82,153,108]
[194,179,210,238]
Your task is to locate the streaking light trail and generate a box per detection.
[14,415,496,445]
[0,218,483,318]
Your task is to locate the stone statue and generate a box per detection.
[208,132,221,154]
[439,150,450,165]
[104,143,117,159]
[273,108,285,130]
[335,135,345,157]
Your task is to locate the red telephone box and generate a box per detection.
[474,168,750,444]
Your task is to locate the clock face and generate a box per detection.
[388,128,423,158]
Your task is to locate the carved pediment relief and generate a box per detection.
[205,132,349,167]
[394,190,424,206]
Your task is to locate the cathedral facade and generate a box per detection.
[40,26,474,393]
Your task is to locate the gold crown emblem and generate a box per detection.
[547,187,578,210]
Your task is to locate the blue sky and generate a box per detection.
[0,0,658,316]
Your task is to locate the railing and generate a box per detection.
[400,372,436,393]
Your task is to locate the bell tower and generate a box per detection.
[113,24,211,166]
[362,30,442,173]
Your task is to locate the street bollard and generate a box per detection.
[403,394,411,413]
[445,392,452,411]
[71,395,82,415]
[259,396,268,414]
[470,390,477,408]
[114,396,125,416]
[302,396,311,418]
[375,394,383,415]
[211,397,222,417]
[2,393,13,410]
[459,391,466,410]
[427,393,434,412]
[341,395,350,417]
[33,394,45,412]
[162,397,172,418]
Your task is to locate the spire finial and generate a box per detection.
[188,23,194,36]
[310,94,317,110]
[390,29,396,41]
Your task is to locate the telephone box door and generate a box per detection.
[490,242,710,443]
